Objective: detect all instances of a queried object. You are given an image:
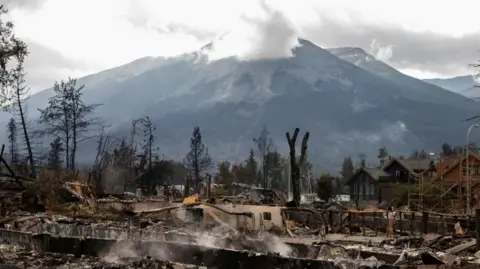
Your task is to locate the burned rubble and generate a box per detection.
[0,242,203,269]
[2,187,480,269]
[0,142,478,268]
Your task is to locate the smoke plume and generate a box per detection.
[204,0,300,61]
[370,39,394,62]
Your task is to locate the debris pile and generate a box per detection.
[1,172,480,268]
[0,242,203,269]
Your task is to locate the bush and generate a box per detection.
[316,173,334,201]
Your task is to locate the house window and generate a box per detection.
[474,164,480,176]
[263,212,272,221]
[462,166,477,176]
[395,171,400,183]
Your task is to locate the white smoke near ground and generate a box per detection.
[101,231,294,263]
[192,229,293,256]
[102,241,145,264]
[369,39,394,62]
[204,1,300,61]
[261,233,293,257]
[101,207,294,263]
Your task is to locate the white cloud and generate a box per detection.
[398,68,452,79]
[4,0,480,90]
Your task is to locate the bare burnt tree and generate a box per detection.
[129,118,144,190]
[286,128,309,206]
[38,78,100,170]
[7,57,36,176]
[93,127,113,171]
[6,117,17,164]
[141,116,156,171]
[253,125,273,188]
[183,126,212,192]
[0,6,28,101]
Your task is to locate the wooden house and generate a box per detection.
[434,152,480,209]
[346,167,390,203]
[382,158,437,182]
[346,158,437,204]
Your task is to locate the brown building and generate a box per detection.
[437,153,480,182]
[433,152,480,210]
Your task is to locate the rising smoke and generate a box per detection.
[101,207,293,263]
[369,39,394,62]
[204,1,300,61]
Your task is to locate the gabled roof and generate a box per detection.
[382,158,435,175]
[436,156,460,174]
[345,167,389,184]
[440,152,480,177]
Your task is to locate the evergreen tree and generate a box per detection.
[253,125,273,188]
[244,149,258,185]
[267,151,286,191]
[216,160,234,193]
[183,126,213,192]
[442,142,453,156]
[377,146,389,166]
[231,163,247,184]
[47,137,64,170]
[341,156,355,181]
[316,173,334,201]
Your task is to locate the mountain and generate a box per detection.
[327,47,472,105]
[12,39,480,169]
[423,75,480,98]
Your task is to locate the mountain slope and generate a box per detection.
[19,39,480,169]
[424,75,480,98]
[327,47,473,106]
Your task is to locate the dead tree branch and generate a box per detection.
[286,128,309,206]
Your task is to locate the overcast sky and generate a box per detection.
[3,0,480,92]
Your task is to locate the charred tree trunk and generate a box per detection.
[184,173,191,197]
[16,92,36,178]
[207,174,212,198]
[286,128,310,206]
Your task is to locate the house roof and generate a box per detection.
[345,167,389,184]
[436,156,460,174]
[382,158,434,175]
[440,152,480,177]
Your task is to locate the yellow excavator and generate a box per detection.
[183,193,201,205]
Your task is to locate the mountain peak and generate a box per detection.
[328,47,376,64]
